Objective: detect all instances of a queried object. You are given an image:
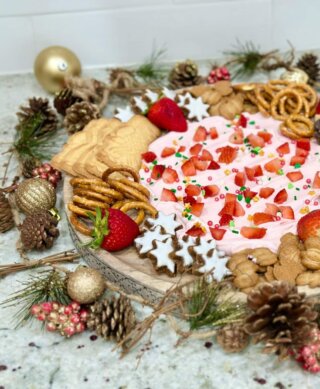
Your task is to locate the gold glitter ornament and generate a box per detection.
[67,267,106,304]
[15,178,56,215]
[34,46,81,93]
[280,67,309,84]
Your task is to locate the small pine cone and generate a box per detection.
[21,156,41,178]
[87,296,136,343]
[53,88,82,115]
[109,68,136,89]
[0,191,14,233]
[169,60,203,89]
[314,119,320,145]
[216,324,250,353]
[63,101,100,134]
[296,53,320,85]
[16,97,58,136]
[20,211,59,250]
[244,282,318,359]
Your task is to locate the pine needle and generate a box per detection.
[0,269,70,328]
[136,47,168,85]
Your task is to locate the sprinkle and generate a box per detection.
[224,170,231,176]
[232,230,239,234]
[226,124,231,128]
[141,177,144,180]
[245,197,251,204]
[276,216,281,221]
[244,138,249,143]
[308,191,316,196]
[300,206,310,214]
[305,199,311,205]
[178,136,183,140]
[191,180,197,183]
[249,121,255,125]
[219,194,225,199]
[246,203,251,208]
[237,194,243,201]
[259,150,265,156]
[208,176,212,181]
[229,220,235,227]
[149,182,154,185]
[288,183,294,189]
[182,155,189,160]
[268,153,275,158]
[187,215,192,220]
[224,186,229,191]
[247,215,253,221]
[294,163,301,168]
[314,201,319,206]
[173,140,178,146]
[303,185,308,190]
[295,187,300,191]
[306,178,312,184]
[214,197,219,201]
[144,168,150,173]
[215,224,220,229]
[177,186,182,191]
[154,198,158,201]
[175,152,182,158]
[240,186,246,192]
[170,189,176,193]
[207,221,213,226]
[146,178,151,183]
[294,195,297,200]
[253,196,259,202]
[277,169,284,175]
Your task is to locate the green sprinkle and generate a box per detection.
[183,180,186,183]
[226,124,231,128]
[268,177,272,181]
[191,180,197,183]
[178,136,183,140]
[249,121,255,125]
[141,177,144,180]
[182,155,189,160]
[224,186,229,191]
[175,152,182,158]
[196,184,202,187]
[294,196,297,200]
[149,182,154,185]
[253,146,261,153]
[288,183,294,189]
[237,194,243,201]
[245,197,251,204]
[187,215,192,221]
[294,163,301,168]
[232,230,239,234]
[277,169,284,175]
[240,186,246,192]
[244,137,248,143]
[203,142,207,145]
[170,189,176,193]
[175,162,179,166]
[296,187,300,191]
[229,221,235,227]
[152,160,158,165]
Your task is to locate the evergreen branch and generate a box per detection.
[135,46,168,85]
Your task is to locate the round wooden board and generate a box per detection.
[64,176,320,304]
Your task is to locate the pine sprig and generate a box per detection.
[135,47,168,85]
[186,279,246,330]
[0,269,70,328]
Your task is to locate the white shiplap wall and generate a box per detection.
[0,0,319,75]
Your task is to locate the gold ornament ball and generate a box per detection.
[34,46,81,93]
[15,178,56,214]
[67,267,106,304]
[280,67,309,84]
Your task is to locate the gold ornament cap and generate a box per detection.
[34,46,81,93]
[15,178,56,215]
[67,266,106,304]
[280,68,309,84]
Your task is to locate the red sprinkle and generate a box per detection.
[303,185,308,190]
[215,224,219,229]
[305,199,310,205]
[147,178,151,183]
[306,178,311,184]
[214,197,219,202]
[177,186,182,191]
[280,161,285,166]
[279,153,283,157]
[276,216,281,221]
[235,190,240,194]
[144,168,150,173]
[314,201,319,206]
[219,194,225,199]
[207,221,213,226]
[208,176,212,181]
[246,204,251,208]
[251,153,256,158]
[232,168,238,173]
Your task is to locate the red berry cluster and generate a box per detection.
[293,329,320,373]
[31,301,88,337]
[32,163,62,188]
[207,66,231,84]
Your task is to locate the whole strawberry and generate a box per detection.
[147,97,187,132]
[297,210,320,241]
[88,208,139,252]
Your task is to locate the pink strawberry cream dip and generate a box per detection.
[139,113,320,255]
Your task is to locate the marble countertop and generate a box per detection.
[0,70,320,389]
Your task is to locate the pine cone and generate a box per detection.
[216,323,250,353]
[244,282,318,359]
[0,191,14,233]
[16,97,58,135]
[20,211,59,250]
[63,101,100,134]
[314,119,320,145]
[169,60,203,89]
[87,296,136,343]
[21,156,41,178]
[53,88,82,115]
[296,53,320,85]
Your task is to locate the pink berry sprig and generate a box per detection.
[31,301,88,337]
[293,329,320,373]
[207,66,231,84]
[32,162,62,188]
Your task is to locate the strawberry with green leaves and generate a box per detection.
[87,208,139,252]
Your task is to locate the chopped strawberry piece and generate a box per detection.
[234,201,245,217]
[209,227,226,240]
[257,131,272,142]
[276,142,290,155]
[218,202,235,216]
[161,147,175,158]
[290,156,306,166]
[151,164,165,180]
[200,149,213,161]
[240,226,267,239]
[208,160,220,170]
[186,225,205,237]
[191,156,208,171]
[243,189,257,200]
[189,143,202,156]
[264,203,279,216]
[229,132,244,144]
[254,165,263,177]
[185,184,201,196]
[183,195,196,205]
[217,146,238,164]
[237,114,248,128]
[178,145,186,152]
[193,126,207,142]
[162,167,178,184]
[264,158,282,173]
[259,187,275,199]
[225,193,237,202]
[191,203,204,217]
[295,147,309,157]
[141,151,157,163]
[234,172,246,187]
[253,212,276,225]
[286,171,303,182]
[203,185,220,198]
[219,214,233,226]
[296,139,311,151]
[181,159,196,176]
[247,133,265,148]
[245,166,256,181]
[274,188,288,204]
[209,127,218,139]
[160,188,177,202]
[312,171,320,188]
[279,206,295,220]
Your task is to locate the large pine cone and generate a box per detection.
[244,282,318,359]
[53,88,82,115]
[216,324,250,353]
[87,296,136,343]
[16,97,58,136]
[20,211,59,250]
[63,101,100,134]
[169,60,203,89]
[296,53,320,85]
[0,191,14,233]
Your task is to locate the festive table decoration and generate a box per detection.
[169,59,203,89]
[31,162,62,188]
[296,53,320,86]
[0,190,14,233]
[34,46,81,93]
[63,101,101,134]
[207,66,231,84]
